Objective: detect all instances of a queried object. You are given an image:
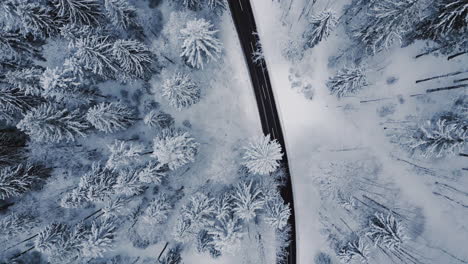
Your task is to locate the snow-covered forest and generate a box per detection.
[0,0,291,263]
[0,0,467,264]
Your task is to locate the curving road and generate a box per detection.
[227,1,297,263]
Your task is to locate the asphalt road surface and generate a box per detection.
[227,1,297,263]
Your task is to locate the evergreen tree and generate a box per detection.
[0,29,41,60]
[173,0,203,10]
[53,0,103,25]
[263,197,291,230]
[159,245,182,264]
[106,140,145,169]
[337,238,370,263]
[17,103,89,143]
[242,134,283,175]
[141,194,173,224]
[152,130,199,170]
[427,0,468,38]
[181,192,216,228]
[71,35,117,77]
[104,0,136,29]
[354,0,420,53]
[143,110,174,130]
[34,223,69,255]
[151,129,199,170]
[207,0,227,14]
[0,163,37,200]
[0,86,36,124]
[60,163,117,207]
[180,18,222,69]
[214,193,233,220]
[162,72,200,110]
[114,168,146,196]
[86,102,136,133]
[208,216,244,255]
[0,0,18,31]
[0,213,36,238]
[112,39,152,79]
[408,117,467,158]
[101,196,130,219]
[0,128,27,167]
[4,67,43,96]
[81,218,117,257]
[366,213,407,250]
[39,66,91,104]
[232,180,264,221]
[79,163,117,203]
[137,161,166,184]
[16,2,56,39]
[326,66,367,98]
[304,10,338,48]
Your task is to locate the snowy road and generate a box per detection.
[227,1,298,264]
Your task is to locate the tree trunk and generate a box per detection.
[415,70,467,84]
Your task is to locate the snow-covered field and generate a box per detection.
[252,0,468,263]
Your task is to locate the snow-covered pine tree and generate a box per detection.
[232,180,264,221]
[207,0,227,14]
[104,0,136,30]
[242,134,283,175]
[181,192,216,229]
[17,103,89,143]
[106,140,145,169]
[4,67,43,96]
[79,163,117,203]
[263,197,291,230]
[366,213,407,250]
[143,110,174,130]
[34,223,69,255]
[151,129,199,170]
[141,193,173,224]
[173,217,193,242]
[0,163,38,200]
[61,163,117,208]
[354,0,420,53]
[173,0,203,10]
[86,102,136,133]
[53,0,103,25]
[114,168,146,196]
[137,161,166,184]
[16,2,56,39]
[304,10,338,48]
[0,0,18,31]
[47,222,89,263]
[214,193,233,220]
[408,117,467,158]
[0,29,40,61]
[71,35,117,77]
[159,245,182,264]
[180,18,222,69]
[0,213,36,238]
[428,0,468,38]
[337,238,370,264]
[326,66,367,98]
[207,216,244,254]
[0,86,36,124]
[39,66,91,104]
[80,218,117,257]
[162,72,200,110]
[112,39,152,79]
[101,196,130,219]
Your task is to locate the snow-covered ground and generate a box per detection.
[251,0,468,263]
